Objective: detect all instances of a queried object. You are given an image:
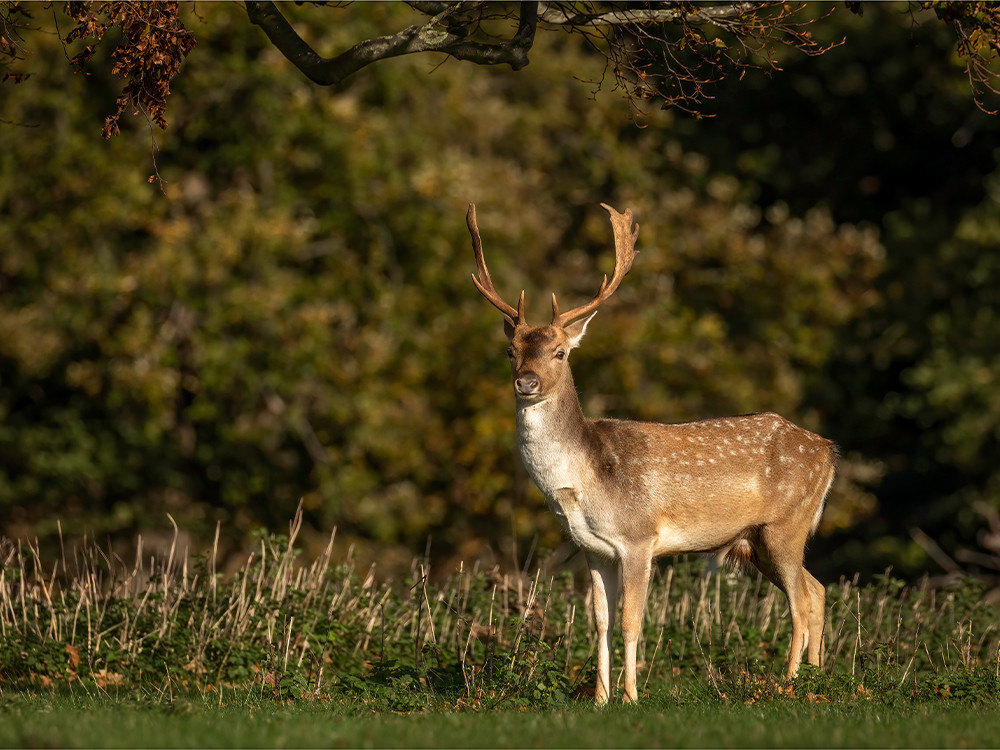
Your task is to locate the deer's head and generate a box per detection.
[469,203,639,403]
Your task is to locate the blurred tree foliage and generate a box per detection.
[667,2,1000,577]
[0,3,996,578]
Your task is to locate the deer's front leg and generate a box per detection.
[620,551,653,703]
[586,552,618,705]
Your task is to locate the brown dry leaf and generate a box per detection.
[63,0,196,138]
[94,668,125,688]
[183,659,206,674]
[33,673,53,688]
[65,644,81,669]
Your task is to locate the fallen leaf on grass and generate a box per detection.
[30,673,53,688]
[94,669,125,688]
[183,659,206,674]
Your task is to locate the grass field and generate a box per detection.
[2,509,999,747]
[5,692,1000,748]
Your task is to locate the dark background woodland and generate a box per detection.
[2,2,999,582]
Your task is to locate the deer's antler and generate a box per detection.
[469,203,525,326]
[551,203,639,327]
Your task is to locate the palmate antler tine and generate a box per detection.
[551,203,639,327]
[468,203,522,324]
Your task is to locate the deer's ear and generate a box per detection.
[503,315,516,341]
[564,311,598,349]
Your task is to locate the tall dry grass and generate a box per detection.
[1,506,998,704]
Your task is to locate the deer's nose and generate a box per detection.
[514,373,541,396]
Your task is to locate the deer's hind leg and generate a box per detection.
[750,524,822,679]
[802,569,825,668]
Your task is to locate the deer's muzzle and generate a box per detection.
[514,372,541,397]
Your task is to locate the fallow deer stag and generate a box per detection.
[468,202,837,704]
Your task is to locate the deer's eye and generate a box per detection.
[555,350,566,360]
[506,347,516,359]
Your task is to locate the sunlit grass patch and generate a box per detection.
[4,692,1000,748]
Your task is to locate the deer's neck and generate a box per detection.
[515,376,593,497]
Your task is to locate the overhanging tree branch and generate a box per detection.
[241,1,823,115]
[34,1,999,137]
[244,0,539,86]
[536,1,755,27]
